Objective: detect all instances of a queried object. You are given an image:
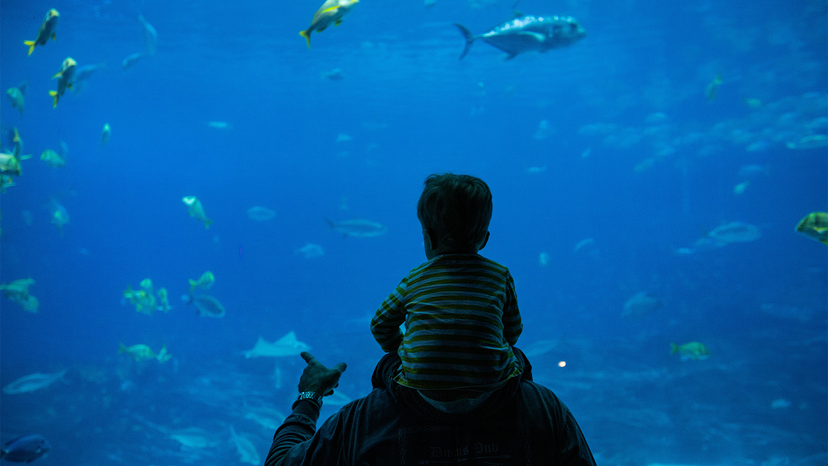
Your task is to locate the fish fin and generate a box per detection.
[820,238,828,245]
[317,26,328,32]
[454,23,476,60]
[49,90,58,108]
[504,52,519,60]
[320,5,341,13]
[51,32,57,41]
[119,343,127,353]
[204,219,213,229]
[334,19,343,26]
[68,82,73,89]
[670,343,678,354]
[299,30,311,48]
[24,40,36,55]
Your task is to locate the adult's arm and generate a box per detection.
[264,352,347,466]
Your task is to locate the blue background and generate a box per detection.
[1,0,826,464]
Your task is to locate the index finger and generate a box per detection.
[300,351,316,365]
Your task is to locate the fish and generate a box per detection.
[0,150,23,177]
[0,435,50,463]
[207,121,231,129]
[71,63,107,93]
[229,426,261,465]
[138,15,158,55]
[704,221,761,245]
[156,288,171,312]
[122,52,146,71]
[670,342,711,361]
[186,294,226,318]
[6,83,26,114]
[0,278,35,300]
[322,68,345,80]
[182,196,213,228]
[733,180,749,195]
[244,405,286,430]
[49,57,76,108]
[124,284,158,314]
[101,123,111,145]
[299,0,360,48]
[15,294,40,313]
[169,428,217,449]
[189,271,215,293]
[454,14,586,60]
[737,164,769,179]
[786,134,828,150]
[247,206,276,221]
[119,343,157,361]
[50,199,69,234]
[795,212,828,245]
[2,369,68,394]
[324,218,387,238]
[24,9,59,56]
[244,331,311,358]
[40,149,65,168]
[295,243,324,258]
[705,74,723,100]
[622,292,664,317]
[155,344,172,363]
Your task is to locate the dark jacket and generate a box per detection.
[265,352,596,466]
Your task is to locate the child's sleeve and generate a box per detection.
[370,278,408,353]
[502,270,523,345]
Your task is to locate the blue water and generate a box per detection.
[1,0,826,464]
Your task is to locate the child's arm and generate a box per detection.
[502,270,523,345]
[370,280,408,352]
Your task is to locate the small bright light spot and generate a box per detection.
[558,361,566,367]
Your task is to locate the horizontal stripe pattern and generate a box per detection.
[370,253,522,390]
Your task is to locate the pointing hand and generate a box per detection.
[298,352,347,396]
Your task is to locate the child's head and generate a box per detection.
[417,173,492,255]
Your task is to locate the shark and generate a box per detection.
[243,331,311,358]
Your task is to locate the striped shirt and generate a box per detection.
[371,253,523,391]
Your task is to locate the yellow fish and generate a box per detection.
[24,9,59,56]
[49,57,77,108]
[670,342,710,361]
[300,0,359,48]
[182,196,213,228]
[795,212,828,245]
[189,271,215,293]
[119,343,156,361]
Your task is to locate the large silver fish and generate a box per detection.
[325,218,387,238]
[244,331,311,358]
[3,369,67,394]
[455,14,585,60]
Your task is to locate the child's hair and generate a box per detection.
[417,173,492,251]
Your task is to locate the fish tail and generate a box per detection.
[454,24,476,60]
[49,90,58,108]
[24,40,36,55]
[299,30,311,48]
[119,343,127,353]
[669,343,678,354]
[204,219,213,229]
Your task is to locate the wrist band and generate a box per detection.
[296,391,323,408]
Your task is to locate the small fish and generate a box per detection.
[0,434,50,463]
[122,52,146,71]
[455,15,586,60]
[0,277,35,298]
[247,206,276,221]
[300,0,360,48]
[50,199,69,234]
[169,428,217,449]
[6,83,26,114]
[786,134,828,150]
[538,251,549,267]
[230,426,261,465]
[182,196,213,228]
[795,212,828,245]
[622,292,664,317]
[155,344,172,363]
[295,243,324,258]
[40,149,65,168]
[188,271,215,293]
[124,284,157,314]
[244,331,311,358]
[49,57,77,108]
[207,121,231,129]
[156,288,171,312]
[186,294,226,318]
[24,9,59,56]
[0,150,23,177]
[703,221,761,246]
[733,180,749,195]
[705,74,722,100]
[101,123,111,146]
[324,218,387,238]
[670,342,711,361]
[71,63,107,93]
[322,68,345,80]
[119,343,157,361]
[3,369,68,394]
[138,15,158,55]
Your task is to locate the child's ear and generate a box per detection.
[423,228,437,250]
[478,231,490,251]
